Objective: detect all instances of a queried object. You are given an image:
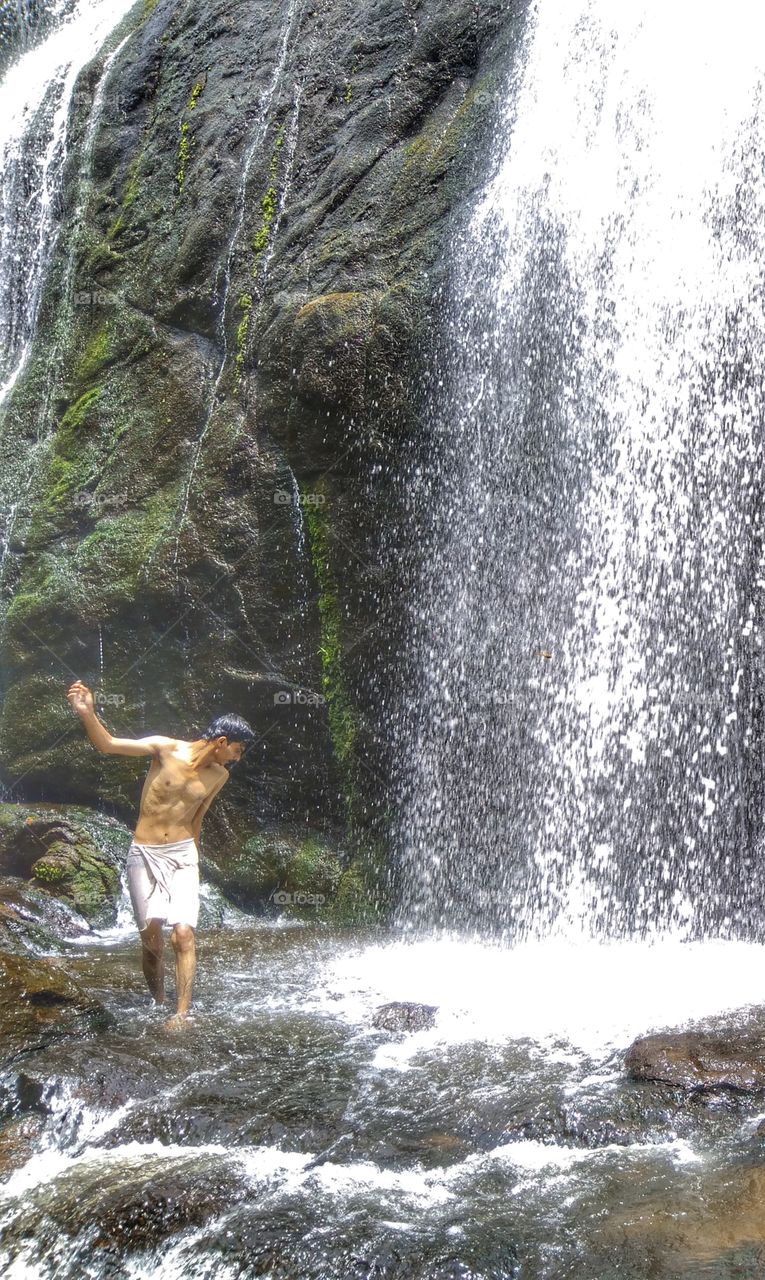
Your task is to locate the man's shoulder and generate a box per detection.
[147,735,186,759]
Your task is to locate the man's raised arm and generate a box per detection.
[66,681,173,756]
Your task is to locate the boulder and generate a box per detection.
[372,1001,438,1032]
[625,1030,765,1092]
[0,1150,247,1258]
[202,826,383,922]
[0,877,88,955]
[0,803,126,929]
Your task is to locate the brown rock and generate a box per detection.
[0,1114,46,1177]
[625,1031,765,1092]
[0,950,111,1068]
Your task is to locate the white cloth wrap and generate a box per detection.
[126,837,199,930]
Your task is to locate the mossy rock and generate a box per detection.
[203,830,341,912]
[0,0,513,880]
[329,840,390,925]
[0,803,128,928]
[203,828,359,919]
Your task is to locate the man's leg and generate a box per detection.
[166,923,196,1028]
[140,919,165,1004]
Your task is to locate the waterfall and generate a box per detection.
[0,0,136,597]
[395,0,765,942]
[0,0,136,410]
[0,0,77,79]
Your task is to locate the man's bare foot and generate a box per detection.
[164,1012,193,1032]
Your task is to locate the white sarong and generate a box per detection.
[126,836,199,930]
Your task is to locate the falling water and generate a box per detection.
[0,0,77,79]
[0,13,134,588]
[0,0,136,409]
[395,0,765,941]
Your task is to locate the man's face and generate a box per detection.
[215,737,246,764]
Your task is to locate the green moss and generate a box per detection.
[250,121,286,269]
[21,385,103,540]
[402,75,496,180]
[5,559,57,633]
[29,835,122,922]
[295,291,363,323]
[304,484,359,780]
[286,837,342,898]
[32,860,68,884]
[45,456,76,510]
[69,860,120,919]
[76,484,181,599]
[107,155,142,239]
[75,328,111,387]
[330,861,379,924]
[82,236,123,275]
[330,839,390,924]
[56,388,102,455]
[234,292,252,385]
[123,162,140,211]
[177,78,206,191]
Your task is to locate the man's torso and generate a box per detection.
[133,739,226,843]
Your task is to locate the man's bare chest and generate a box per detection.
[149,760,222,805]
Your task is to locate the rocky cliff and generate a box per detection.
[0,0,523,912]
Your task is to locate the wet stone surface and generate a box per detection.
[2,927,765,1278]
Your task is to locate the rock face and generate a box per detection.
[0,803,120,1072]
[625,1030,765,1092]
[0,0,527,904]
[202,825,385,921]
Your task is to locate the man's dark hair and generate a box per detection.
[201,713,256,749]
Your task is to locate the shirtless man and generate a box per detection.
[66,680,255,1030]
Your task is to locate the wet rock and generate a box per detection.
[625,1030,765,1092]
[601,1165,765,1269]
[0,1113,46,1178]
[0,0,521,870]
[197,880,248,929]
[2,1150,247,1258]
[12,1040,158,1117]
[0,803,127,929]
[202,828,356,921]
[372,1001,438,1032]
[0,876,91,954]
[0,950,112,1069]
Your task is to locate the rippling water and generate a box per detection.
[3,925,765,1277]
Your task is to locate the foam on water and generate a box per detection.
[314,935,765,1061]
